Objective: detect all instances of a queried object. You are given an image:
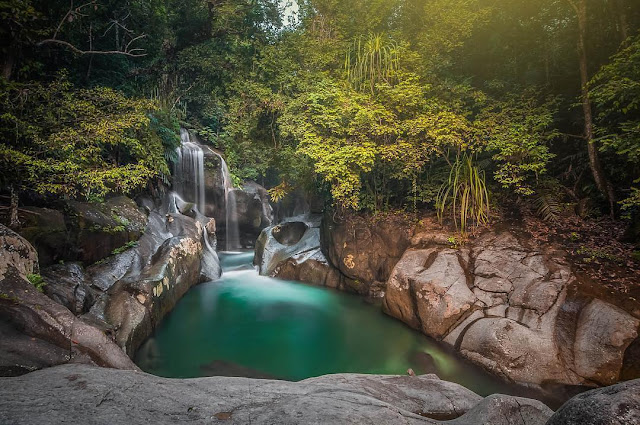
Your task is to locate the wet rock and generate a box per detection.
[41,262,98,315]
[0,364,552,425]
[255,217,348,291]
[103,217,204,355]
[546,379,640,425]
[236,181,274,238]
[272,221,307,245]
[321,213,412,294]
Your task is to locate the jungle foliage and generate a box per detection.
[1,0,639,234]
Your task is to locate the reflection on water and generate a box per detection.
[135,251,548,401]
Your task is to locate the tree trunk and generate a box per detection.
[613,0,629,44]
[9,185,20,229]
[2,52,15,80]
[574,0,616,216]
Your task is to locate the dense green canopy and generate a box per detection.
[1,0,639,232]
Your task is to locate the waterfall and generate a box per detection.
[174,129,205,212]
[213,152,240,251]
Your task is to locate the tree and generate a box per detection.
[568,0,616,215]
[0,75,174,212]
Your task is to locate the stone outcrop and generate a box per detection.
[382,228,640,389]
[255,217,347,290]
[546,378,640,425]
[201,145,273,247]
[86,193,222,356]
[0,364,554,425]
[20,196,147,267]
[0,224,137,375]
[321,213,412,296]
[1,191,222,374]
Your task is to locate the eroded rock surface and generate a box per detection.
[321,213,412,295]
[383,229,640,388]
[255,217,347,290]
[0,224,137,373]
[1,191,222,373]
[0,364,553,425]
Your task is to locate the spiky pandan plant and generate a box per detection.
[345,34,400,93]
[436,154,490,235]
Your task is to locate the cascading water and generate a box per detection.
[174,129,206,212]
[212,152,240,251]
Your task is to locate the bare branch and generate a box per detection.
[44,1,146,58]
[37,39,147,57]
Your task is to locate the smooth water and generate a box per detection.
[174,129,206,212]
[135,252,533,398]
[212,152,240,251]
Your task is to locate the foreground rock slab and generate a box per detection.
[0,364,552,425]
[546,378,640,425]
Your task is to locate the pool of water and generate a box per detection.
[135,252,539,399]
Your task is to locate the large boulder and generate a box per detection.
[383,229,640,388]
[235,181,274,243]
[91,196,221,356]
[19,197,147,267]
[0,364,554,425]
[383,248,477,339]
[546,378,640,425]
[321,212,412,295]
[255,217,347,291]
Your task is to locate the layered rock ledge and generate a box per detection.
[0,363,554,425]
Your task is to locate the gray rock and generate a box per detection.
[447,394,553,425]
[0,266,137,372]
[383,248,476,339]
[546,379,640,425]
[42,262,98,315]
[382,229,640,389]
[573,299,639,385]
[0,224,38,280]
[255,218,347,290]
[0,319,72,376]
[0,364,552,425]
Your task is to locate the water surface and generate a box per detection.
[136,252,533,398]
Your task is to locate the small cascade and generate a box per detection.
[174,129,205,212]
[213,152,240,251]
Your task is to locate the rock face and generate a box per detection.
[0,224,137,375]
[0,364,554,425]
[87,193,222,356]
[20,196,148,267]
[321,213,412,296]
[201,145,273,247]
[0,224,38,280]
[546,378,640,425]
[383,229,640,388]
[1,191,222,375]
[254,217,347,290]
